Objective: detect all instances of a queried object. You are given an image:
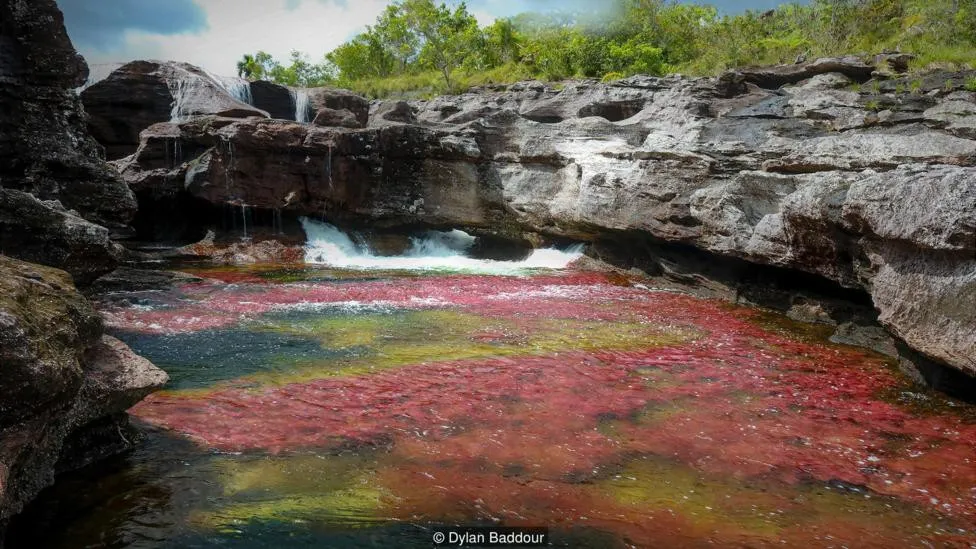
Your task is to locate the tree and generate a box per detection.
[402,0,482,89]
[236,54,257,78]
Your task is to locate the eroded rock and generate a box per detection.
[0,256,168,533]
[103,59,976,381]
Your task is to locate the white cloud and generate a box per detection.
[82,0,390,76]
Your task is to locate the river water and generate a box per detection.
[8,227,976,548]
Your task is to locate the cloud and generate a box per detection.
[65,0,391,76]
[57,0,208,50]
[60,0,807,76]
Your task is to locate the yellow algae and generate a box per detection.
[595,455,955,541]
[227,310,698,387]
[215,454,384,496]
[193,483,387,529]
[194,454,394,529]
[602,456,786,537]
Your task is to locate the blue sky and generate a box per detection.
[57,0,796,76]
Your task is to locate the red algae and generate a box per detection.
[113,268,976,544]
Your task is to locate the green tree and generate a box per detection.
[400,0,482,89]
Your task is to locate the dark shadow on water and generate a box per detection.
[109,327,359,390]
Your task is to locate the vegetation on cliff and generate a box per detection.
[236,0,976,97]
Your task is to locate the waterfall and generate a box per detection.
[169,77,193,122]
[292,89,311,123]
[300,218,585,273]
[206,71,253,105]
[272,208,283,235]
[240,203,249,240]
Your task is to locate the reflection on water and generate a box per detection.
[8,266,976,548]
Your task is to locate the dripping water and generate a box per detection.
[206,72,253,105]
[325,144,333,189]
[241,203,249,240]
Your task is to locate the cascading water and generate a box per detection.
[169,77,193,122]
[300,218,583,273]
[206,71,253,105]
[292,88,311,123]
[240,203,249,240]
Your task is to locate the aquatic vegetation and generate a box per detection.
[51,266,976,547]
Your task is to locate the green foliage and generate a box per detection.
[966,76,976,92]
[237,0,976,98]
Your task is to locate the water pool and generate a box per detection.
[9,265,976,548]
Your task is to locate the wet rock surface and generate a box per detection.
[0,0,168,540]
[106,58,976,380]
[81,61,269,160]
[0,257,168,537]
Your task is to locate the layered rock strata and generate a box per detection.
[110,57,976,380]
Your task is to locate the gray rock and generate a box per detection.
[109,62,976,381]
[313,107,363,128]
[0,188,121,287]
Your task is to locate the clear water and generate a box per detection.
[8,263,976,549]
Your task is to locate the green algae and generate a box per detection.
[595,455,964,541]
[195,454,393,529]
[235,309,696,386]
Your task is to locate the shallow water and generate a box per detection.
[9,265,976,548]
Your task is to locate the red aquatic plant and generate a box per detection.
[119,271,976,532]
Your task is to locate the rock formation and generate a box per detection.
[82,61,269,160]
[0,0,168,539]
[107,57,976,383]
[0,257,168,536]
[0,1,136,235]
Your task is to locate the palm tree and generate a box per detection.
[237,54,256,79]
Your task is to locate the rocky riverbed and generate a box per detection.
[86,54,976,386]
[1,0,975,543]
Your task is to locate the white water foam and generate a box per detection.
[206,72,253,105]
[169,77,193,122]
[300,218,584,273]
[292,88,311,123]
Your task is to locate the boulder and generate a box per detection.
[81,61,268,159]
[307,88,370,127]
[0,188,122,286]
[313,107,363,128]
[250,80,295,120]
[372,100,418,125]
[0,256,168,533]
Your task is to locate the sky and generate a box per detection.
[57,0,792,77]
